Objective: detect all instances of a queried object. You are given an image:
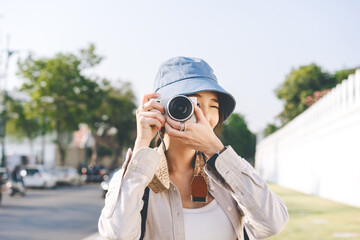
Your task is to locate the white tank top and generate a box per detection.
[183,199,237,240]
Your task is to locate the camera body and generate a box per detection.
[150,95,197,123]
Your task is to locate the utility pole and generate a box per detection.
[0,80,7,168]
[0,28,32,167]
[0,50,9,167]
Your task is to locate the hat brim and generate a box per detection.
[155,77,236,120]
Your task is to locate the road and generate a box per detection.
[0,184,105,240]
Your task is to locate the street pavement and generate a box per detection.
[0,183,105,240]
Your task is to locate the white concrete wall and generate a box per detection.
[255,69,360,208]
[3,134,57,168]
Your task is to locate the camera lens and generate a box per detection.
[167,95,194,121]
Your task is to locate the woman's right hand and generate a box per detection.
[133,92,166,152]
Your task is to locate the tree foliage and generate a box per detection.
[6,96,41,154]
[16,44,104,165]
[268,64,358,137]
[263,123,280,137]
[275,64,337,124]
[88,80,137,169]
[219,113,256,165]
[333,67,358,84]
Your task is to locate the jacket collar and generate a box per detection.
[148,144,208,193]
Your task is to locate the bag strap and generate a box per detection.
[243,226,250,240]
[140,186,150,240]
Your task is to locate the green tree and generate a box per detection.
[89,80,137,169]
[333,67,358,84]
[275,64,336,124]
[263,123,280,137]
[17,44,104,165]
[220,113,256,165]
[6,96,42,157]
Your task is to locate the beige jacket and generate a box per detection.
[98,146,289,240]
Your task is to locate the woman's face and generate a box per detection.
[188,91,219,129]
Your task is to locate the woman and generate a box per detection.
[98,57,289,240]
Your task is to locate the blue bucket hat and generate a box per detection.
[153,56,236,120]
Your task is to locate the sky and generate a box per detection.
[0,0,359,133]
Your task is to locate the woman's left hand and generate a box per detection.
[164,102,224,157]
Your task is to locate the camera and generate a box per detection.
[150,95,197,123]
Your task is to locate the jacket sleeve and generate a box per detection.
[98,147,161,240]
[205,146,289,240]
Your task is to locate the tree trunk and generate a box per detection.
[88,134,97,167]
[40,134,45,165]
[29,139,34,164]
[56,122,66,166]
[58,142,66,166]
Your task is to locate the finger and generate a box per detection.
[148,118,162,131]
[165,122,187,137]
[139,116,163,131]
[140,111,166,126]
[165,115,181,130]
[141,92,161,105]
[152,119,163,131]
[193,101,206,123]
[143,99,165,113]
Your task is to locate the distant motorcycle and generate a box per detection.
[6,180,26,197]
[7,166,26,197]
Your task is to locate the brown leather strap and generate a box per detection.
[191,175,208,202]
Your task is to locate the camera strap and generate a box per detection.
[190,174,208,203]
[157,130,167,155]
[157,130,207,203]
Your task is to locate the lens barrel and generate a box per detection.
[167,95,194,122]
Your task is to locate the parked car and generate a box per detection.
[23,165,57,188]
[81,165,109,183]
[100,168,119,198]
[54,166,82,186]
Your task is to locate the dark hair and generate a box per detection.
[213,92,226,136]
[155,92,226,146]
